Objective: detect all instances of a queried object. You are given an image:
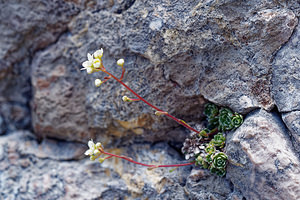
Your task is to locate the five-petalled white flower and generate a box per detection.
[81,53,94,74]
[84,140,96,156]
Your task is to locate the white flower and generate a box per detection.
[81,53,94,73]
[93,58,101,69]
[95,79,103,87]
[117,59,124,66]
[94,49,103,59]
[84,139,96,156]
[86,67,93,74]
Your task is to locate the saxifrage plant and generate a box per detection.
[81,49,243,176]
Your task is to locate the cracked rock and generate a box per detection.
[226,109,300,200]
[272,15,300,112]
[282,111,300,155]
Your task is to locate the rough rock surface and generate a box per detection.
[1,0,300,199]
[272,18,300,112]
[0,131,244,200]
[282,111,300,155]
[31,0,298,142]
[0,0,80,134]
[226,109,300,200]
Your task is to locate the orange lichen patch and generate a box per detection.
[107,148,123,155]
[36,78,51,89]
[50,64,66,77]
[121,173,145,198]
[104,168,111,177]
[132,128,144,135]
[107,126,128,138]
[117,114,154,130]
[145,170,168,193]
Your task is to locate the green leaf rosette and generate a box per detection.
[206,154,213,163]
[205,144,215,155]
[218,108,234,131]
[211,152,228,169]
[196,155,209,169]
[211,133,226,148]
[207,116,219,130]
[210,168,226,177]
[231,113,243,128]
[204,103,218,118]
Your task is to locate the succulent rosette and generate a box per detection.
[231,113,243,128]
[211,152,228,169]
[210,168,226,177]
[183,103,243,177]
[205,144,216,155]
[211,133,226,148]
[204,103,219,118]
[218,108,234,131]
[196,155,209,169]
[207,116,219,130]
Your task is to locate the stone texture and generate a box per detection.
[272,18,300,112]
[282,111,300,155]
[0,114,6,135]
[0,0,80,133]
[226,109,300,200]
[1,0,300,199]
[0,131,243,200]
[30,0,298,143]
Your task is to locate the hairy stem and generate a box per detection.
[102,150,195,168]
[103,70,199,134]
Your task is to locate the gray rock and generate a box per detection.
[0,0,80,133]
[185,169,234,200]
[31,1,297,143]
[0,0,80,70]
[226,109,300,200]
[1,0,300,199]
[272,19,300,112]
[282,111,300,155]
[0,114,5,135]
[0,130,242,200]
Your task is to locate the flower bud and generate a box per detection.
[122,96,131,102]
[90,155,96,161]
[95,79,103,87]
[94,49,103,59]
[95,142,102,149]
[117,59,124,66]
[98,157,105,163]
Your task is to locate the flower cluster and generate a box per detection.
[81,49,104,74]
[182,103,243,176]
[84,140,104,161]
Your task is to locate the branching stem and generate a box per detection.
[103,70,199,134]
